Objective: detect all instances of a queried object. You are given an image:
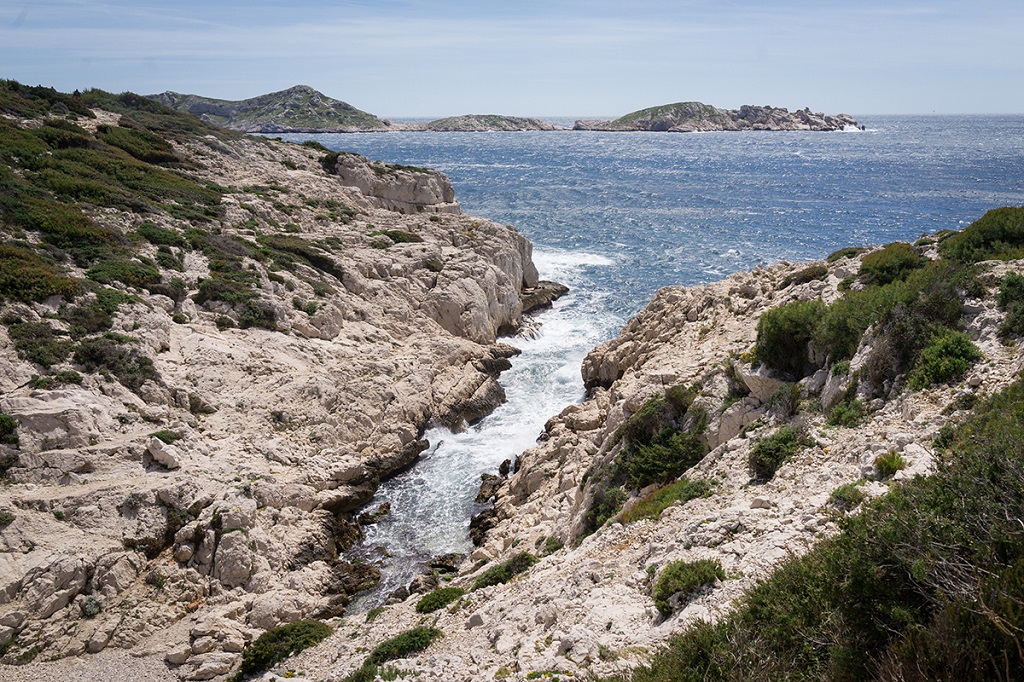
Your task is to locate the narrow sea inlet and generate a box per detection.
[282,115,1024,607]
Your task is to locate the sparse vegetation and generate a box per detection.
[755,300,825,378]
[233,620,332,681]
[907,330,982,389]
[653,559,725,616]
[858,242,925,286]
[629,375,1024,682]
[621,479,713,524]
[415,587,465,613]
[874,451,907,478]
[748,426,803,480]
[473,552,539,590]
[828,481,867,511]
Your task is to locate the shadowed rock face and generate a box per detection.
[0,96,561,674]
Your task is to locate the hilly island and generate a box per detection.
[151,85,860,133]
[1,80,1023,682]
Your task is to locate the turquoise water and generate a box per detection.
[279,117,1024,605]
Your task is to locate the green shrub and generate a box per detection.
[755,300,825,378]
[875,451,907,478]
[748,426,802,480]
[0,243,81,302]
[26,371,82,389]
[858,242,925,286]
[998,272,1024,338]
[136,222,187,247]
[827,397,865,427]
[826,246,868,263]
[151,430,182,445]
[6,320,73,368]
[73,337,160,392]
[765,383,801,419]
[623,427,707,489]
[938,206,1024,262]
[828,481,867,511]
[473,552,538,590]
[0,413,18,445]
[907,330,982,390]
[621,479,712,524]
[234,620,331,680]
[0,510,14,527]
[581,485,627,537]
[366,627,442,666]
[653,559,725,616]
[415,587,465,614]
[86,257,161,289]
[781,263,828,288]
[830,360,850,376]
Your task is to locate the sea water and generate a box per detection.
[280,116,1024,605]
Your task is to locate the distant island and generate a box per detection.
[575,101,862,132]
[149,84,391,133]
[147,86,861,133]
[398,114,563,132]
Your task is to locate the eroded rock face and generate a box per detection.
[328,152,461,215]
[0,108,560,675]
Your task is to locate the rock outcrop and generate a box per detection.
[0,90,560,676]
[575,101,861,132]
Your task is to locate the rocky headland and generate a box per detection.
[575,101,861,132]
[0,82,562,679]
[150,85,391,133]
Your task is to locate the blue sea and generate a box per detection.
[279,116,1024,604]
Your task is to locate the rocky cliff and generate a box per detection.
[230,215,1021,682]
[150,85,390,133]
[575,101,861,132]
[0,83,560,679]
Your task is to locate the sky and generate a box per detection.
[2,0,1023,118]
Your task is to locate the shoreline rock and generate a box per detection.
[574,101,862,132]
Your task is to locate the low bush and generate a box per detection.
[826,246,868,263]
[998,272,1024,338]
[369,229,424,245]
[858,242,925,286]
[366,627,442,666]
[73,337,160,392]
[748,426,802,480]
[827,397,865,427]
[907,330,982,390]
[0,510,14,527]
[473,552,538,590]
[653,559,725,616]
[781,263,827,288]
[0,413,18,445]
[828,481,867,511]
[0,243,81,302]
[938,206,1024,262]
[415,587,465,614]
[874,451,907,478]
[621,479,712,524]
[581,485,626,537]
[765,383,801,419]
[233,620,331,680]
[623,427,707,489]
[6,320,73,368]
[755,300,825,378]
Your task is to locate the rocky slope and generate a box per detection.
[575,101,861,132]
[260,228,1023,682]
[0,84,562,679]
[150,85,390,133]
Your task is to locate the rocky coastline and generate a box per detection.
[0,86,564,679]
